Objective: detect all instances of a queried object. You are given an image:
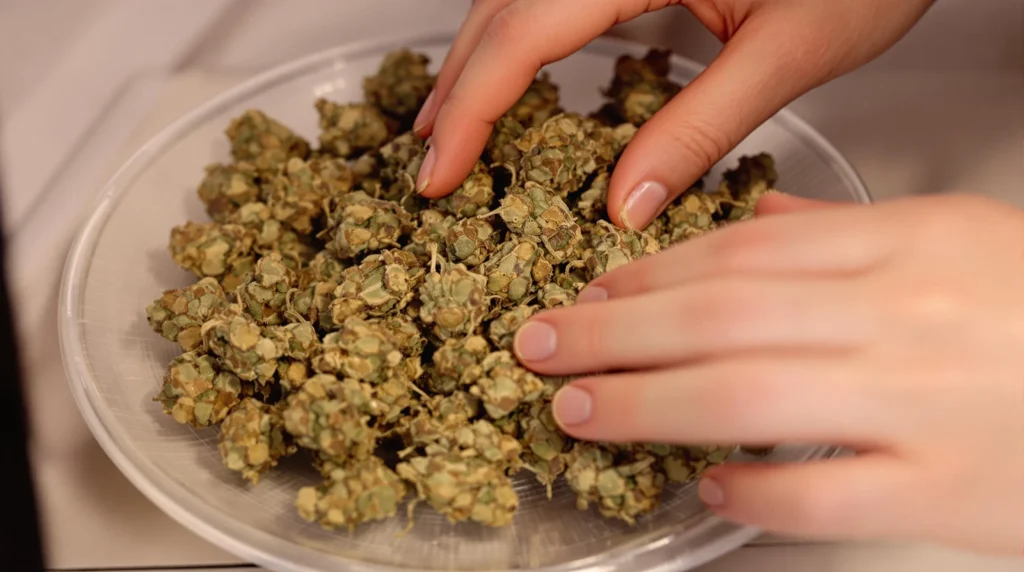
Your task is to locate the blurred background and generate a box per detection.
[0,1,1020,570]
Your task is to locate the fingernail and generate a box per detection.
[621,181,668,230]
[514,321,557,361]
[416,147,435,194]
[553,386,592,426]
[576,286,608,304]
[413,90,436,133]
[699,477,725,506]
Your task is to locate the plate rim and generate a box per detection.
[58,29,861,572]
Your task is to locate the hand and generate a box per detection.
[412,0,934,229]
[512,192,1024,554]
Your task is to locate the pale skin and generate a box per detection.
[413,0,1024,555]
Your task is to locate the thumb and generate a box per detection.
[607,18,833,230]
[754,192,836,217]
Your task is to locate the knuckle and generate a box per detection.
[782,35,834,80]
[911,194,1010,242]
[436,87,469,119]
[698,368,760,423]
[786,485,848,532]
[481,6,524,49]
[915,198,973,237]
[700,362,790,427]
[602,258,657,295]
[706,223,772,273]
[578,310,613,358]
[684,280,764,343]
[901,283,967,327]
[665,117,731,174]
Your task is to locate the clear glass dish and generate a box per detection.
[59,32,868,572]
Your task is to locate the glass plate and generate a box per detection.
[59,31,866,572]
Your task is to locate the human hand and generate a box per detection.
[511,192,1024,554]
[413,0,934,229]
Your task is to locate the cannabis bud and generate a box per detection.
[146,47,774,533]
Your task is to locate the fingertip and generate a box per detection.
[575,285,608,304]
[552,385,593,428]
[412,89,437,136]
[605,128,708,231]
[620,180,669,231]
[513,320,557,363]
[605,168,631,229]
[414,147,436,196]
[698,476,726,507]
[416,103,493,199]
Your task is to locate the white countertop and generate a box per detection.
[2,1,1022,570]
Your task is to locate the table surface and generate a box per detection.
[3,1,1023,571]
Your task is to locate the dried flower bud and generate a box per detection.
[146,277,227,351]
[712,153,778,222]
[225,202,316,270]
[362,49,435,126]
[376,131,427,201]
[470,351,546,419]
[574,169,610,222]
[507,73,562,128]
[485,116,525,165]
[156,351,245,427]
[296,456,407,530]
[309,156,356,199]
[197,162,261,222]
[429,335,491,394]
[565,442,667,525]
[520,401,572,493]
[312,317,405,384]
[585,220,660,280]
[498,182,581,262]
[219,398,295,485]
[282,374,379,460]
[515,114,614,197]
[262,157,331,235]
[237,252,298,325]
[602,49,681,126]
[480,236,541,304]
[538,282,575,309]
[330,248,424,321]
[486,304,536,351]
[418,262,489,341]
[396,452,519,527]
[445,218,499,267]
[325,191,413,259]
[644,444,734,484]
[405,209,456,261]
[315,99,392,158]
[659,186,719,247]
[201,307,282,383]
[169,221,256,291]
[226,109,310,170]
[436,161,495,217]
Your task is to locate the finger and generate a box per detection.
[753,192,838,217]
[514,276,875,375]
[550,354,895,445]
[417,0,666,198]
[578,204,891,303]
[607,17,843,230]
[699,455,913,540]
[412,0,516,135]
